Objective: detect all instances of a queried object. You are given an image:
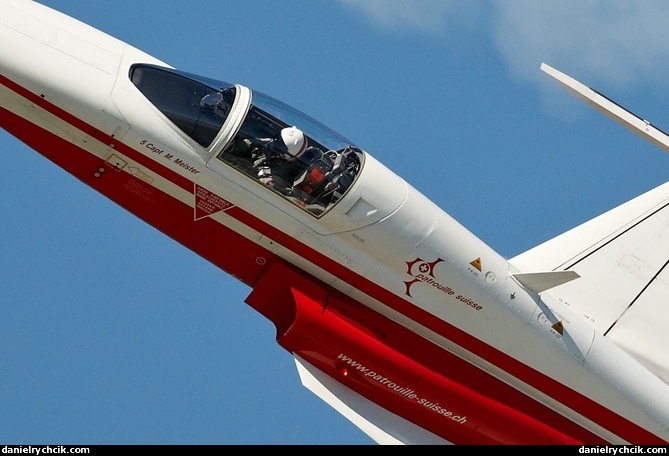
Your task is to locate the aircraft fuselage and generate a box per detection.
[1,0,668,444]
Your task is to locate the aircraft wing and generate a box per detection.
[509,64,669,386]
[294,355,449,445]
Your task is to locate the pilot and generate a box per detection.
[280,126,308,157]
[258,126,310,193]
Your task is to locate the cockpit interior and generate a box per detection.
[130,64,364,216]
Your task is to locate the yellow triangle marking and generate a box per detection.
[552,321,564,335]
[470,257,482,272]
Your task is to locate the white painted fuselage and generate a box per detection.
[1,0,668,444]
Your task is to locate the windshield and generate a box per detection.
[130,64,364,217]
[130,64,236,148]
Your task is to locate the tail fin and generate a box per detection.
[509,65,669,385]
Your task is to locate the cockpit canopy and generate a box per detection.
[130,64,363,216]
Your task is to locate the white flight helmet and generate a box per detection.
[280,126,307,157]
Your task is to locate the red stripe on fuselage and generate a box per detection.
[0,74,664,444]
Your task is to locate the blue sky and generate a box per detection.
[2,0,669,445]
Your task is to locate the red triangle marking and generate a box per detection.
[195,184,234,220]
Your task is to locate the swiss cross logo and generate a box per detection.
[403,258,484,311]
[404,258,453,297]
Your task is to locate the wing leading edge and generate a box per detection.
[510,64,669,385]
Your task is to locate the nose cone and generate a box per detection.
[0,1,120,111]
[0,0,164,138]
